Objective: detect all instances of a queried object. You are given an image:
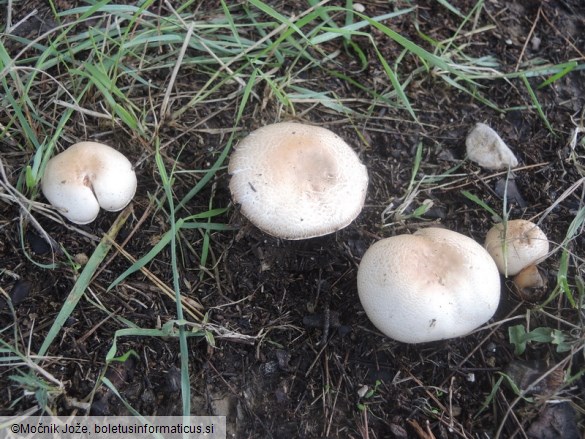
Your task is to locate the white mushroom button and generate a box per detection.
[228,122,368,239]
[357,228,501,344]
[41,142,137,224]
[484,219,549,276]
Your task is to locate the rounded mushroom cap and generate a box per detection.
[357,227,501,344]
[228,122,368,239]
[41,142,137,224]
[484,219,549,276]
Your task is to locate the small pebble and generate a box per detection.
[466,123,519,170]
[74,253,89,266]
[357,385,369,398]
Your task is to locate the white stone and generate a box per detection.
[466,123,519,170]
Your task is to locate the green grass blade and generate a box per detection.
[309,8,414,45]
[37,206,133,357]
[436,0,467,19]
[537,61,577,89]
[461,190,502,222]
[154,137,191,416]
[247,0,304,37]
[369,38,417,120]
[107,223,180,291]
[555,206,585,307]
[520,73,555,134]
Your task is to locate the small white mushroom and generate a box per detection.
[228,122,368,239]
[357,228,501,344]
[466,123,518,170]
[41,142,137,224]
[484,219,549,276]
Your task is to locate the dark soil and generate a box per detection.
[1,1,584,438]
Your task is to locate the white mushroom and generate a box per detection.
[357,228,501,344]
[41,142,137,224]
[484,219,549,276]
[228,122,368,239]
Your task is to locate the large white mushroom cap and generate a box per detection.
[228,122,368,239]
[357,228,501,344]
[484,219,549,276]
[41,142,137,224]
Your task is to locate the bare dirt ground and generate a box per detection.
[1,1,584,438]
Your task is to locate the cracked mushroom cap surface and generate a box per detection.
[357,227,501,344]
[484,219,549,276]
[228,122,368,239]
[41,142,137,224]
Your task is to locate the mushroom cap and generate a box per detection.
[228,122,368,239]
[41,142,137,224]
[484,219,549,276]
[357,227,501,344]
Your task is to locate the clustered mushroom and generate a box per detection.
[40,121,548,346]
[224,121,554,344]
[42,142,137,224]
